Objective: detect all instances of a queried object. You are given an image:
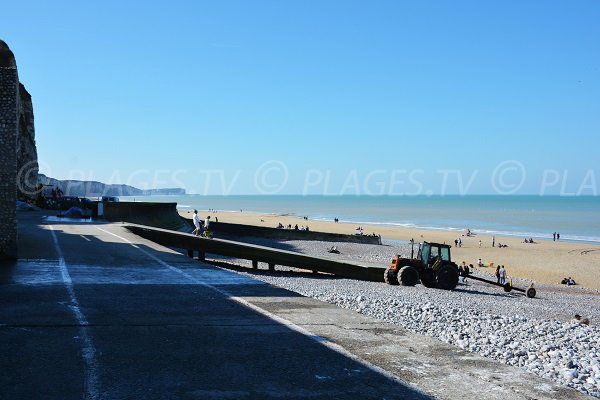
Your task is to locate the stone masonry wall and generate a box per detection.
[0,40,19,259]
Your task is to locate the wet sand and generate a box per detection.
[181,209,600,290]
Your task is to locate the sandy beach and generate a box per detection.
[181,209,600,290]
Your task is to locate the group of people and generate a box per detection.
[523,238,536,244]
[192,210,212,237]
[561,276,577,286]
[275,222,310,231]
[495,265,507,285]
[553,232,561,241]
[454,238,463,247]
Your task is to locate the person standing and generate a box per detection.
[499,265,506,285]
[557,232,560,241]
[553,232,556,241]
[192,210,201,236]
[479,239,482,248]
[204,215,211,234]
[458,238,462,248]
[492,236,495,247]
[495,265,501,283]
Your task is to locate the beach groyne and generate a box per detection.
[201,220,382,245]
[103,202,191,232]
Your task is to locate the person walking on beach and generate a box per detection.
[499,265,506,285]
[204,215,211,233]
[192,210,201,236]
[557,232,560,241]
[454,239,459,247]
[492,236,495,247]
[479,239,482,248]
[553,232,556,241]
[458,238,462,248]
[495,265,501,284]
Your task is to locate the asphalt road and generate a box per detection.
[0,211,590,400]
[1,212,429,400]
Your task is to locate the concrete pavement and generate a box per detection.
[0,211,590,399]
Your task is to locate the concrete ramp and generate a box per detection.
[125,223,386,282]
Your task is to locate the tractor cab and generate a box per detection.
[418,242,452,268]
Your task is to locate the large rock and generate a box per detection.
[16,83,38,201]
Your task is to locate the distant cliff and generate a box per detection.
[38,174,186,197]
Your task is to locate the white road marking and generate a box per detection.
[94,226,413,389]
[49,225,100,400]
[80,235,92,242]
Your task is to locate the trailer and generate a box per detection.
[466,273,537,298]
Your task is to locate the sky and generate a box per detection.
[3,0,599,195]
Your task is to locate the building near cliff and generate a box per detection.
[0,40,39,259]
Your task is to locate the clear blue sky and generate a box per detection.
[4,0,599,195]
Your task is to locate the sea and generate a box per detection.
[119,195,600,244]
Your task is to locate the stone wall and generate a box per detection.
[0,40,19,259]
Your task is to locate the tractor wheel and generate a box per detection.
[503,283,513,292]
[384,267,399,285]
[420,269,436,288]
[436,264,459,290]
[526,287,536,298]
[398,266,419,286]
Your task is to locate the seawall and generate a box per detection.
[103,202,191,232]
